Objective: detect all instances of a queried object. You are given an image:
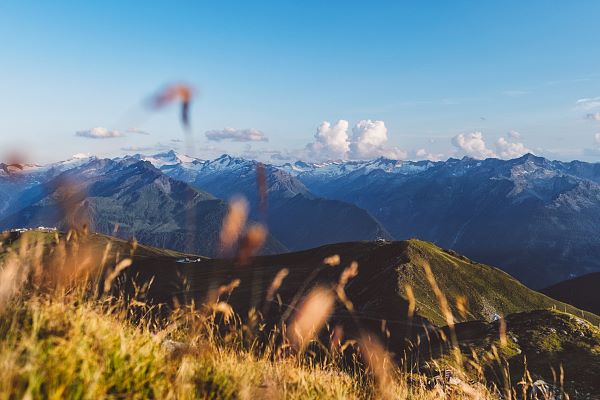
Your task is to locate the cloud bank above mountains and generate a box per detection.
[73,115,599,164]
[72,93,600,163]
[451,131,532,160]
[304,119,407,161]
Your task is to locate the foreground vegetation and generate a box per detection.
[0,296,369,399]
[1,229,598,399]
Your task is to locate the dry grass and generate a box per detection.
[0,226,576,399]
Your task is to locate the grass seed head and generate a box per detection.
[219,197,249,255]
[288,286,335,352]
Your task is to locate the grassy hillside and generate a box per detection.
[397,240,599,326]
[116,236,599,327]
[421,309,600,397]
[0,230,493,399]
[2,229,599,398]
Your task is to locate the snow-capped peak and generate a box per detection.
[124,150,205,170]
[279,157,436,177]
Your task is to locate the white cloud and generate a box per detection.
[576,97,600,110]
[205,127,268,142]
[496,136,532,159]
[350,120,407,159]
[586,112,600,121]
[126,128,150,135]
[75,127,124,139]
[305,120,350,161]
[303,119,407,161]
[451,132,496,159]
[413,148,445,161]
[452,132,532,159]
[72,153,91,159]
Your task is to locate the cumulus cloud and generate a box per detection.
[349,120,406,159]
[576,97,600,110]
[451,132,496,159]
[496,136,532,159]
[452,131,532,159]
[304,119,406,161]
[205,127,268,142]
[305,120,351,160]
[586,112,600,121]
[76,127,124,139]
[413,149,445,161]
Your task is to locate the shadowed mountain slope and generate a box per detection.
[129,152,392,250]
[0,159,285,256]
[542,272,600,315]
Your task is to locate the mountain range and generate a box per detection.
[281,154,600,288]
[2,151,600,287]
[124,152,391,250]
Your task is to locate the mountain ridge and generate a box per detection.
[4,151,600,287]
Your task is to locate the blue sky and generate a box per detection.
[2,1,600,163]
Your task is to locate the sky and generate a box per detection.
[2,1,600,163]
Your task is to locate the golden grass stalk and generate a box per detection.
[266,268,289,302]
[0,256,25,311]
[323,254,341,267]
[357,334,399,400]
[103,258,133,293]
[219,197,249,255]
[288,286,334,352]
[217,278,241,298]
[498,315,507,347]
[336,261,358,311]
[405,284,416,319]
[420,259,463,367]
[237,223,267,266]
[456,295,469,320]
[211,302,235,324]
